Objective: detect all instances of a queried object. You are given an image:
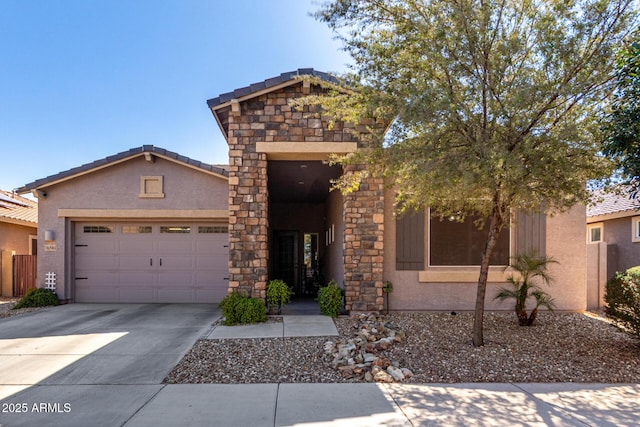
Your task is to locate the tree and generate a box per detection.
[306,0,636,346]
[603,31,640,194]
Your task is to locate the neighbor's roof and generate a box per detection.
[206,68,340,110]
[588,187,639,222]
[0,189,37,226]
[16,145,228,194]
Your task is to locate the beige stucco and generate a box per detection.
[383,189,587,311]
[0,222,37,296]
[35,155,228,301]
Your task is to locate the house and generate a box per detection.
[586,187,640,309]
[0,189,37,297]
[17,69,587,311]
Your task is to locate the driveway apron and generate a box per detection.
[0,303,219,426]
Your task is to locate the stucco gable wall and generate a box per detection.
[35,156,228,300]
[383,190,587,311]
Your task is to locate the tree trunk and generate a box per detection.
[472,204,506,347]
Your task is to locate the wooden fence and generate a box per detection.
[13,255,37,297]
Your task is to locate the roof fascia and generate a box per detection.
[0,216,37,228]
[17,151,228,194]
[587,210,639,223]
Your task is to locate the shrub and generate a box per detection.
[266,279,292,314]
[605,267,640,337]
[494,252,557,326]
[218,292,266,326]
[13,288,59,309]
[318,279,343,318]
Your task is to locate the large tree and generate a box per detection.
[603,31,640,193]
[309,0,636,346]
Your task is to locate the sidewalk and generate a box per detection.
[126,382,640,426]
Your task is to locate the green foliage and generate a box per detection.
[605,268,640,337]
[603,31,640,193]
[308,0,636,346]
[382,281,393,293]
[13,288,59,309]
[218,292,266,326]
[318,279,343,318]
[494,253,557,326]
[266,279,292,313]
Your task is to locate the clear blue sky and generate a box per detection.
[0,0,350,191]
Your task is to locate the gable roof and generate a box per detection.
[588,187,640,222]
[16,145,228,194]
[206,68,340,110]
[0,189,37,227]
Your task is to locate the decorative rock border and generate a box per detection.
[323,313,413,382]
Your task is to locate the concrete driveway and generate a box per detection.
[0,303,219,426]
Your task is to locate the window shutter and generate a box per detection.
[396,210,425,270]
[516,210,546,256]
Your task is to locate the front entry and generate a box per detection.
[272,231,299,294]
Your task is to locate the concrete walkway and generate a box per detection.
[1,307,639,426]
[205,315,339,339]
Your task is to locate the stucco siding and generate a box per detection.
[602,217,640,272]
[36,156,228,301]
[0,222,37,296]
[383,189,587,311]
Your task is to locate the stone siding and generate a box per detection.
[342,165,385,312]
[226,82,361,299]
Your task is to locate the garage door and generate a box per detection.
[74,222,228,303]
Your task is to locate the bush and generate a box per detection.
[318,279,343,318]
[218,292,266,326]
[605,267,640,337]
[266,279,292,314]
[13,288,59,309]
[494,252,557,326]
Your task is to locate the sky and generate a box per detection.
[0,0,351,192]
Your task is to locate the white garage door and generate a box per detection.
[74,222,228,303]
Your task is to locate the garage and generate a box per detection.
[74,222,228,303]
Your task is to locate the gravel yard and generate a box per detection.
[165,311,640,384]
[0,297,50,319]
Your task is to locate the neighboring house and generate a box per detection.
[586,187,640,309]
[17,69,587,312]
[0,189,37,297]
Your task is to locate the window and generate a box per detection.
[587,223,603,243]
[632,217,640,243]
[139,176,164,198]
[83,226,113,233]
[122,225,152,234]
[160,226,190,234]
[429,212,510,266]
[198,225,228,234]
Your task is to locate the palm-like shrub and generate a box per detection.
[494,253,557,326]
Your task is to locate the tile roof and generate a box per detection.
[206,68,340,109]
[0,189,37,225]
[588,187,640,218]
[16,145,228,193]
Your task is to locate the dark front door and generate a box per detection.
[273,231,299,293]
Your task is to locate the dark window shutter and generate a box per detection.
[516,210,547,256]
[396,210,425,270]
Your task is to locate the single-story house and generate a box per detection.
[17,69,587,312]
[586,187,640,309]
[0,189,37,297]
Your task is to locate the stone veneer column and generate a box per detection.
[227,114,269,299]
[343,164,385,312]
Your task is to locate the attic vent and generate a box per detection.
[139,176,164,199]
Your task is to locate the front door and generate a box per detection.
[273,231,299,293]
